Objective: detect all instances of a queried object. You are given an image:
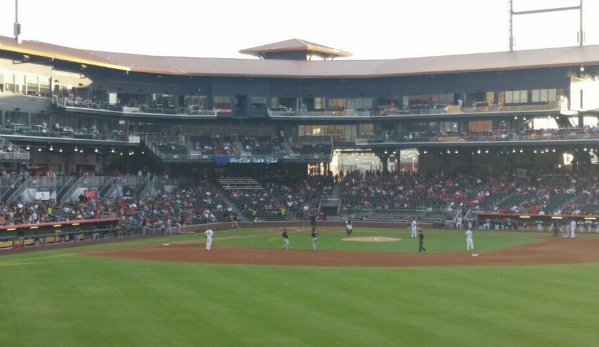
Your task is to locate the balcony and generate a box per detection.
[52,96,217,118]
[268,101,561,118]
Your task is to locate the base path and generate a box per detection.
[83,236,599,268]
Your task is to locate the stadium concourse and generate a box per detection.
[3,166,599,250]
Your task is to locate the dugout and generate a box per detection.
[0,218,122,249]
[474,212,596,231]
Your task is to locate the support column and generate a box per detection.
[373,149,392,175]
[62,152,70,174]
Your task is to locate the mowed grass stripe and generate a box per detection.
[2,228,599,347]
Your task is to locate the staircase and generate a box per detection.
[1,178,23,203]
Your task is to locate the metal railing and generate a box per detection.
[268,102,559,118]
[53,96,217,117]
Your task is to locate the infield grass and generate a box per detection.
[217,227,544,253]
[1,228,598,347]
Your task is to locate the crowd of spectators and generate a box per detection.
[4,169,599,239]
[339,170,594,217]
[239,133,285,155]
[191,134,237,156]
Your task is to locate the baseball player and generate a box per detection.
[570,219,576,238]
[456,216,463,229]
[282,228,289,250]
[536,220,543,232]
[311,227,318,252]
[204,227,214,250]
[552,221,559,237]
[466,229,474,251]
[231,214,240,229]
[411,218,418,238]
[418,230,426,253]
[346,218,353,236]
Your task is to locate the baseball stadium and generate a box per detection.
[2,3,599,346]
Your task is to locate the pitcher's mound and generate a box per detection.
[343,237,400,242]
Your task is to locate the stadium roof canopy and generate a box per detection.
[2,34,599,78]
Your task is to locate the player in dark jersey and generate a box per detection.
[282,228,289,250]
[418,230,426,253]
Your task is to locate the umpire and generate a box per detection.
[418,230,426,253]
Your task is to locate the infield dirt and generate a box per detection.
[83,236,599,268]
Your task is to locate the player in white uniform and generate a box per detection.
[466,229,474,251]
[570,220,576,238]
[456,217,463,229]
[204,227,214,250]
[346,219,353,236]
[411,219,418,238]
[536,221,543,232]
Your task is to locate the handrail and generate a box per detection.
[1,177,23,202]
[59,177,84,204]
[54,176,74,202]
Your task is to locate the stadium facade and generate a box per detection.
[1,36,599,178]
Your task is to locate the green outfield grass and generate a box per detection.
[1,228,598,347]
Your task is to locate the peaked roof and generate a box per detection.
[239,38,353,58]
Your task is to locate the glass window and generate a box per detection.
[408,94,429,106]
[359,124,374,136]
[214,96,231,110]
[26,75,39,96]
[39,77,51,97]
[431,93,452,104]
[270,97,278,108]
[4,73,16,93]
[329,98,347,110]
[314,97,326,110]
[14,73,25,94]
[54,113,75,128]
[505,91,513,104]
[539,89,548,102]
[151,94,175,108]
[512,91,520,103]
[353,98,373,111]
[0,72,4,93]
[467,120,492,132]
[6,111,28,126]
[532,90,540,102]
[250,96,266,109]
[440,121,458,133]
[519,90,528,103]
